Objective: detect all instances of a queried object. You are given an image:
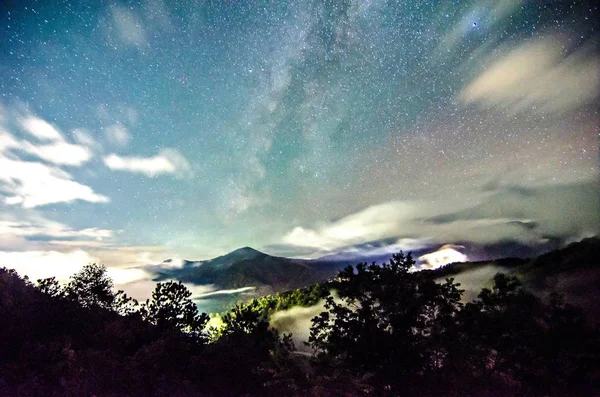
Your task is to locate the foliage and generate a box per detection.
[142,281,209,339]
[309,259,599,395]
[454,274,599,394]
[1,266,296,396]
[37,264,140,315]
[64,263,116,309]
[232,283,329,318]
[2,243,599,396]
[36,276,64,298]
[308,252,464,390]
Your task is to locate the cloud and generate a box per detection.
[438,265,509,302]
[0,210,168,299]
[0,249,96,281]
[283,201,433,251]
[2,126,92,167]
[7,113,95,166]
[0,218,112,242]
[110,6,147,47]
[107,267,150,285]
[270,299,329,352]
[270,292,344,352]
[115,280,253,303]
[418,245,468,270]
[103,149,191,177]
[0,156,109,208]
[0,246,163,291]
[434,0,521,59]
[72,128,101,150]
[459,36,600,113]
[19,140,92,166]
[104,123,131,146]
[0,129,20,151]
[282,182,599,254]
[194,286,256,298]
[20,116,63,141]
[0,112,108,208]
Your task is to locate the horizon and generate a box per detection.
[1,0,598,302]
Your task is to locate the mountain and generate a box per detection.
[149,245,385,296]
[422,237,600,324]
[151,247,327,295]
[518,237,600,324]
[149,237,600,318]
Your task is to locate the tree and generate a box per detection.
[142,281,209,339]
[221,300,271,337]
[113,289,139,316]
[65,263,116,309]
[36,277,64,298]
[456,274,599,394]
[309,252,464,391]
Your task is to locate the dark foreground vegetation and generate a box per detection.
[1,247,599,396]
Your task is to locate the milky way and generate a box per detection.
[0,1,598,292]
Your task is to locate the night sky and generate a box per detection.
[0,1,598,294]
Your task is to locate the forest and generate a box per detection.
[1,250,598,396]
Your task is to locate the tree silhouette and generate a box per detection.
[309,252,464,391]
[3,244,599,396]
[64,263,116,309]
[142,281,209,339]
[36,276,64,297]
[113,289,139,316]
[456,273,599,394]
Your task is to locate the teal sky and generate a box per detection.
[0,0,598,293]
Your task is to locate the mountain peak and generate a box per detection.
[228,246,263,257]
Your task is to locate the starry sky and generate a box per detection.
[0,0,598,294]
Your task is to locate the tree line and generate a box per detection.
[1,251,598,396]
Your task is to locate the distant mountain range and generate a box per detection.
[149,246,360,296]
[149,236,599,297]
[147,237,600,319]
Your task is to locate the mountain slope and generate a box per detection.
[149,237,600,318]
[422,237,600,323]
[151,247,325,294]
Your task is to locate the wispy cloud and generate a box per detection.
[282,182,599,254]
[19,140,92,166]
[0,130,108,207]
[2,123,92,167]
[194,286,256,298]
[104,123,131,146]
[110,6,148,48]
[103,148,191,177]
[459,36,600,113]
[72,128,102,151]
[0,210,166,292]
[20,116,63,141]
[0,218,112,242]
[434,0,522,59]
[0,244,168,295]
[0,109,108,208]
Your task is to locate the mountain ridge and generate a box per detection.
[149,237,599,312]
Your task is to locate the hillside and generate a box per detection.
[151,247,323,294]
[1,237,599,396]
[147,238,600,316]
[149,247,362,295]
[420,237,600,322]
